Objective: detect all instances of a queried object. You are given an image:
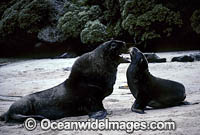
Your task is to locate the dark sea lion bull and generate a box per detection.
[126,47,186,114]
[0,40,126,122]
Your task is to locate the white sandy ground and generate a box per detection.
[0,51,200,135]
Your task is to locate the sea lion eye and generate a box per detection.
[110,42,117,49]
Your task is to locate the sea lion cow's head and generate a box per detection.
[130,47,148,71]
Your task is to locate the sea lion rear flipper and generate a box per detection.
[0,112,10,122]
[89,110,107,119]
[0,112,6,121]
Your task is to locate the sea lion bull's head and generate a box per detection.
[130,47,148,71]
[96,40,126,62]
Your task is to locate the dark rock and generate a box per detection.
[144,53,166,63]
[190,53,200,61]
[171,55,195,62]
[37,26,64,43]
[0,62,9,67]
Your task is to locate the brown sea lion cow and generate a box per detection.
[127,47,186,114]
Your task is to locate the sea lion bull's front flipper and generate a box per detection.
[89,110,107,119]
[87,88,108,119]
[87,100,107,120]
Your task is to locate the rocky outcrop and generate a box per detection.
[171,53,200,62]
[144,53,166,63]
[190,53,200,61]
[171,55,194,62]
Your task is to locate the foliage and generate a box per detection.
[0,0,51,39]
[122,4,183,46]
[80,20,108,44]
[0,0,199,56]
[190,9,200,34]
[57,4,101,40]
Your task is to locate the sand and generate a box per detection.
[0,51,200,135]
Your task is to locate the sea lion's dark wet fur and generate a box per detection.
[127,47,186,113]
[0,40,126,122]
